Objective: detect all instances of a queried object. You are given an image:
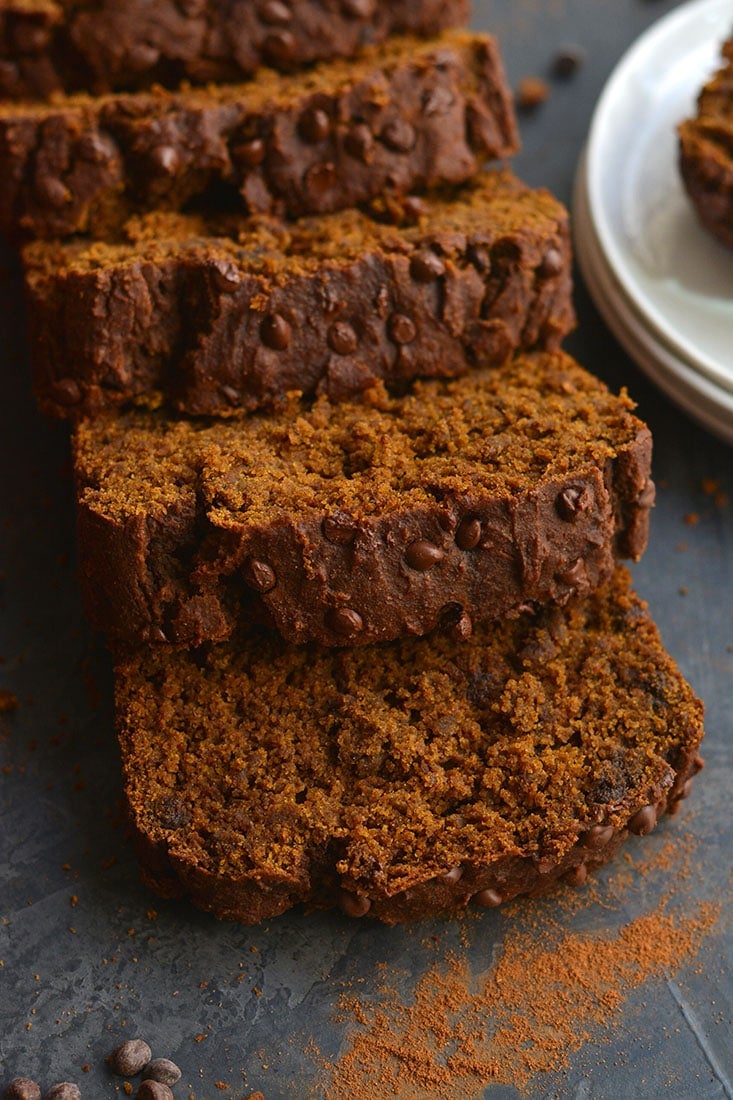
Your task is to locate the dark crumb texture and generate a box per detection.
[679,37,733,249]
[115,566,705,925]
[73,351,655,649]
[0,31,518,240]
[24,171,575,419]
[0,0,470,100]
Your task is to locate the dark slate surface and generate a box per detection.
[1,2,731,1097]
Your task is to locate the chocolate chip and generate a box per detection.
[135,1084,173,1100]
[455,517,481,551]
[210,261,240,292]
[260,313,291,350]
[107,1038,153,1076]
[538,247,563,278]
[438,866,464,885]
[219,385,242,406]
[151,145,180,174]
[551,45,586,80]
[469,244,492,272]
[344,123,373,162]
[49,377,82,407]
[579,824,614,850]
[243,559,277,593]
[449,612,473,642]
[629,805,657,836]
[34,176,71,209]
[387,313,417,345]
[409,251,446,282]
[4,1080,41,1100]
[322,512,357,545]
[340,0,376,16]
[675,778,694,801]
[402,195,426,222]
[43,1087,81,1100]
[235,138,266,167]
[143,1060,181,1087]
[638,479,656,508]
[298,106,331,144]
[338,889,371,917]
[557,559,586,587]
[380,118,416,152]
[262,28,297,65]
[473,888,503,908]
[405,540,444,571]
[565,862,588,886]
[258,0,292,24]
[327,321,358,355]
[303,161,337,197]
[328,607,364,636]
[556,485,593,522]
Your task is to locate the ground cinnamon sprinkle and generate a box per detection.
[321,898,721,1098]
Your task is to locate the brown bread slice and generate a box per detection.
[0,30,518,240]
[679,38,733,249]
[73,351,655,649]
[0,0,470,100]
[24,170,574,420]
[115,566,704,925]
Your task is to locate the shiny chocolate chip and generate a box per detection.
[298,106,331,144]
[322,513,357,545]
[344,123,374,161]
[556,484,593,522]
[380,118,416,152]
[387,313,417,345]
[579,824,614,850]
[629,805,657,836]
[235,138,266,167]
[473,888,503,908]
[438,866,464,886]
[328,607,364,636]
[107,1038,152,1076]
[557,559,586,587]
[243,559,277,593]
[260,313,291,350]
[405,540,444,571]
[328,320,358,355]
[50,377,82,407]
[262,28,297,65]
[259,0,292,24]
[303,161,337,197]
[338,889,371,917]
[455,517,481,551]
[219,385,241,408]
[210,261,241,292]
[151,145,180,174]
[410,251,446,282]
[538,247,564,278]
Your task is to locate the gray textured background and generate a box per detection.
[1,1,731,1097]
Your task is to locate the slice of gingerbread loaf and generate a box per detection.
[0,31,518,240]
[115,565,704,925]
[0,0,470,100]
[24,170,574,419]
[73,351,654,649]
[679,38,733,249]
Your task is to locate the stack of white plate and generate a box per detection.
[573,0,733,445]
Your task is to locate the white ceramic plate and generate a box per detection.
[575,157,733,445]
[585,0,733,397]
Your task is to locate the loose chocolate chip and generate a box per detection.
[405,540,444,571]
[43,1087,81,1100]
[380,118,416,152]
[4,1080,41,1100]
[557,559,586,587]
[344,123,373,162]
[135,1083,173,1100]
[258,0,292,24]
[551,45,586,80]
[449,612,473,642]
[298,106,331,144]
[243,559,277,593]
[556,485,593,522]
[50,377,82,407]
[303,161,337,197]
[338,890,371,917]
[322,512,357,545]
[151,145,180,174]
[387,313,417,345]
[409,251,446,282]
[455,517,482,551]
[473,888,503,908]
[260,313,291,350]
[579,824,614,850]
[638,479,656,508]
[438,866,464,885]
[327,320,358,355]
[262,28,297,65]
[328,607,364,636]
[566,862,588,886]
[35,176,71,209]
[143,1060,181,1087]
[107,1038,153,1076]
[341,0,376,15]
[629,805,657,836]
[538,247,564,278]
[235,138,266,167]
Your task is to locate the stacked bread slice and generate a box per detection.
[5,1,704,923]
